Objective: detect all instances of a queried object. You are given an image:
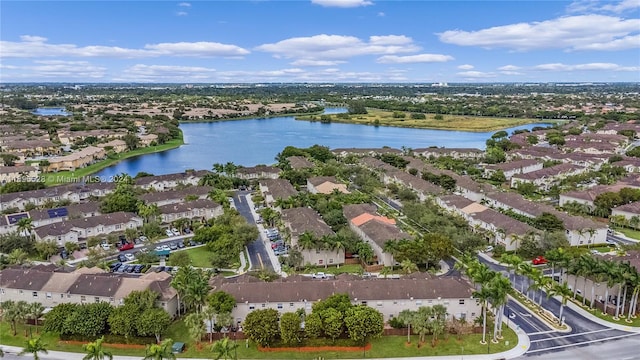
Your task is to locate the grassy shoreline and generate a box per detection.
[178,110,325,124]
[43,132,184,186]
[296,109,557,132]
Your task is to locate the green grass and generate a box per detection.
[297,109,552,132]
[616,228,640,241]
[566,298,640,328]
[592,246,613,253]
[182,247,215,268]
[44,135,184,186]
[300,264,363,275]
[509,290,568,331]
[2,319,516,359]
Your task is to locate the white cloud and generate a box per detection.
[311,0,373,8]
[376,54,454,64]
[498,65,521,71]
[256,34,420,61]
[0,36,250,58]
[377,12,385,17]
[500,71,523,75]
[438,15,640,51]
[176,11,188,16]
[533,62,640,71]
[290,59,346,66]
[457,64,474,70]
[568,0,639,14]
[178,2,191,7]
[0,60,107,80]
[456,71,496,78]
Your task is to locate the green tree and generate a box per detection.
[19,337,48,360]
[207,291,236,314]
[242,309,279,347]
[27,303,45,334]
[82,336,113,360]
[279,312,302,346]
[123,133,140,151]
[303,312,322,339]
[320,308,344,343]
[344,305,384,344]
[397,309,416,344]
[100,181,139,213]
[143,339,176,360]
[137,308,171,343]
[168,251,191,267]
[184,312,206,346]
[210,337,238,360]
[547,281,573,326]
[34,240,58,261]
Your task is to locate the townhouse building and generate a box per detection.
[306,176,349,194]
[485,159,543,180]
[281,207,343,266]
[47,146,107,172]
[139,186,212,206]
[0,165,40,184]
[413,147,484,160]
[158,199,223,224]
[135,170,210,191]
[235,165,280,180]
[510,163,588,190]
[213,274,481,324]
[0,182,114,212]
[286,156,314,170]
[258,178,298,207]
[0,266,178,317]
[611,202,640,223]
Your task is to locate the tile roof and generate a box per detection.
[281,207,335,238]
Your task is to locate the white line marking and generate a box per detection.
[530,328,613,343]
[527,332,640,353]
[529,330,559,336]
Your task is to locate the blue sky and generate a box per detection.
[1,0,639,83]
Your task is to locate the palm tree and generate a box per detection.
[202,306,217,343]
[82,336,113,360]
[590,262,607,310]
[28,303,45,334]
[16,218,34,239]
[547,282,573,326]
[143,339,176,360]
[601,260,618,316]
[297,231,316,250]
[430,304,447,346]
[500,253,522,284]
[210,337,238,360]
[473,286,492,345]
[7,249,29,266]
[488,275,511,341]
[615,262,633,320]
[19,337,48,360]
[184,312,206,347]
[516,262,534,297]
[171,266,196,316]
[400,259,418,274]
[397,309,416,344]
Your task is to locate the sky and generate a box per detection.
[0,0,639,83]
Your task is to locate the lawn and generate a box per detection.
[300,264,363,275]
[616,228,640,241]
[567,298,640,328]
[296,109,550,132]
[43,136,183,186]
[182,247,215,268]
[2,320,517,359]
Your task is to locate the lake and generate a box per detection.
[96,108,550,178]
[32,107,71,116]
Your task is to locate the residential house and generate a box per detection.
[385,171,443,201]
[343,204,411,266]
[33,212,143,246]
[2,140,60,157]
[306,176,350,194]
[611,202,640,224]
[286,156,314,170]
[0,166,40,184]
[47,146,106,172]
[258,179,298,207]
[511,163,588,190]
[413,148,484,160]
[56,129,128,146]
[235,165,280,180]
[281,207,343,266]
[484,159,543,180]
[0,266,178,317]
[213,273,480,323]
[139,186,212,206]
[158,199,223,224]
[138,134,158,146]
[98,139,127,153]
[331,148,402,158]
[135,170,210,191]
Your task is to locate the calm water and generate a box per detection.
[97,108,550,178]
[32,107,71,116]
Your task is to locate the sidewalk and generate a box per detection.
[243,194,286,277]
[563,297,640,333]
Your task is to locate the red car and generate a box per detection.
[532,256,548,265]
[119,243,134,251]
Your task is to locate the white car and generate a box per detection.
[101,243,111,250]
[139,236,148,242]
[312,272,328,279]
[165,229,174,237]
[124,253,135,261]
[161,245,171,251]
[171,228,180,236]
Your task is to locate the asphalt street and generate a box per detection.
[232,191,273,271]
[478,255,638,357]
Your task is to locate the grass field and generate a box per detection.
[43,135,184,186]
[300,264,363,275]
[1,320,518,359]
[297,109,550,132]
[182,247,215,268]
[616,228,640,241]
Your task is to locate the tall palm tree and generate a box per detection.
[143,339,176,360]
[601,260,618,316]
[400,259,418,274]
[7,249,29,266]
[16,218,34,239]
[547,282,573,326]
[473,286,492,345]
[579,256,598,306]
[171,266,196,316]
[397,309,416,344]
[82,336,113,360]
[184,312,206,347]
[28,303,45,334]
[210,337,238,360]
[19,337,48,360]
[517,262,534,298]
[488,274,511,341]
[500,253,522,284]
[183,270,210,313]
[297,231,316,251]
[615,262,633,320]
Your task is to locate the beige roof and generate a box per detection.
[113,277,153,299]
[460,202,489,214]
[40,272,81,293]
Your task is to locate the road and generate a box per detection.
[478,255,637,357]
[232,191,273,271]
[607,232,637,246]
[522,333,640,359]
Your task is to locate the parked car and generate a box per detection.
[312,272,328,279]
[125,253,135,261]
[485,245,494,253]
[532,256,548,265]
[161,245,171,251]
[183,228,191,234]
[171,228,180,236]
[188,240,197,247]
[100,243,111,250]
[177,241,185,248]
[155,266,165,273]
[169,243,178,250]
[119,243,134,251]
[60,250,69,259]
[165,229,174,237]
[139,236,148,242]
[118,254,127,262]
